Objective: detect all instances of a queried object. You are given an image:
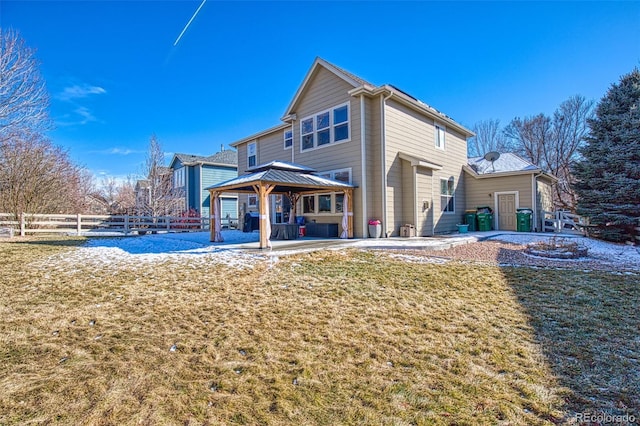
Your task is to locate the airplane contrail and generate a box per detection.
[173,0,207,46]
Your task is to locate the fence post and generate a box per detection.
[77,213,82,235]
[124,214,129,235]
[20,212,25,236]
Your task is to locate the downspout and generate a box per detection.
[199,164,203,215]
[412,165,418,232]
[380,90,393,237]
[532,171,543,232]
[291,120,295,163]
[431,173,435,235]
[360,94,367,238]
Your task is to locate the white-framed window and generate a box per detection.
[284,129,293,149]
[440,177,455,213]
[300,103,350,151]
[247,141,257,168]
[248,194,257,208]
[303,195,315,214]
[318,168,352,184]
[302,168,352,214]
[173,167,185,188]
[435,124,445,150]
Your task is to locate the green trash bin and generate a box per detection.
[516,209,533,232]
[464,211,477,232]
[477,213,492,231]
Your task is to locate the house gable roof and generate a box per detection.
[170,150,238,169]
[283,57,375,118]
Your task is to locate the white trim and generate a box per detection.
[317,167,352,184]
[360,94,367,239]
[284,129,293,150]
[435,123,446,150]
[198,164,203,211]
[439,177,455,214]
[299,102,351,153]
[494,191,520,230]
[247,141,257,168]
[381,92,392,236]
[248,194,258,208]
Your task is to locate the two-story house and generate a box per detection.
[169,149,238,220]
[227,57,474,238]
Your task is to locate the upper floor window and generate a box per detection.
[317,168,352,184]
[300,103,350,151]
[284,129,293,149]
[435,124,445,150]
[247,141,257,168]
[440,177,455,213]
[173,167,185,188]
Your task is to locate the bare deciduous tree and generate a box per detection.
[138,134,179,216]
[0,131,86,218]
[0,29,51,143]
[95,176,136,214]
[503,114,553,168]
[503,96,594,211]
[548,95,595,210]
[467,119,509,157]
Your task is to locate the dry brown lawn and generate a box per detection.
[0,237,638,425]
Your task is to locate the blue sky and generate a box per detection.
[2,1,639,183]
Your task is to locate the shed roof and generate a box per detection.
[467,153,539,175]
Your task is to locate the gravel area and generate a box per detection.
[393,240,640,273]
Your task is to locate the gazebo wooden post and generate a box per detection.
[347,188,354,238]
[256,183,275,249]
[209,190,224,242]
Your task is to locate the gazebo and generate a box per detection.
[206,161,356,249]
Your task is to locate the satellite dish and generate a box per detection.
[483,151,501,172]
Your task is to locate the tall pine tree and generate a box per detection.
[573,68,640,242]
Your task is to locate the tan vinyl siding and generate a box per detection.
[465,174,533,211]
[286,67,368,234]
[416,169,433,236]
[384,99,467,235]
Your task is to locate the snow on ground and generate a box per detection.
[36,229,640,271]
[487,233,640,266]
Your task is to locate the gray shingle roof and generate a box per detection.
[174,150,237,167]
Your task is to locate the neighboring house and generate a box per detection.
[464,153,556,232]
[169,149,238,220]
[134,179,150,214]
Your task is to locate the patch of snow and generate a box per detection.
[488,233,640,267]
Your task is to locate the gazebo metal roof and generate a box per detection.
[205,161,355,195]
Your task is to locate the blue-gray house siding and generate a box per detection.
[169,150,238,220]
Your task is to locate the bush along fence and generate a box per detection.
[0,213,239,237]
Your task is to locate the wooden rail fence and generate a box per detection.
[0,213,239,237]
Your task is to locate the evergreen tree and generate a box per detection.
[572,68,640,242]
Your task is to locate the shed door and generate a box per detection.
[497,194,516,231]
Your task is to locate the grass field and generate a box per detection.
[0,238,638,425]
